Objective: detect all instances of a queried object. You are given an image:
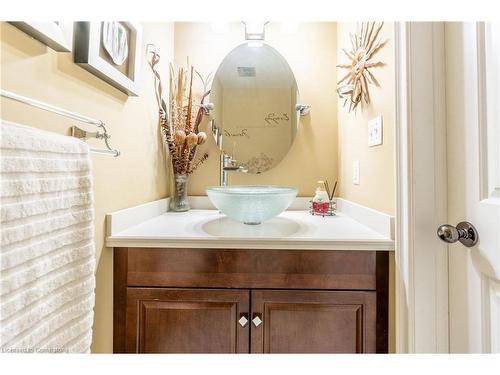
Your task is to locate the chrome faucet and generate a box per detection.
[220,153,248,186]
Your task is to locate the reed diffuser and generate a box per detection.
[310,179,337,217]
[149,49,211,212]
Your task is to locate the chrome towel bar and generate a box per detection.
[0,89,120,157]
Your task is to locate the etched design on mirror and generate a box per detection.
[264,112,290,126]
[210,43,300,174]
[242,153,274,174]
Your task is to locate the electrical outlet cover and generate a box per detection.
[368,116,383,146]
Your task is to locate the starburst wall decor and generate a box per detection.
[337,22,387,112]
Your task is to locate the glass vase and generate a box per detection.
[169,173,190,212]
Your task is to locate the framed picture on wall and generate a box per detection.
[10,22,74,52]
[74,22,142,96]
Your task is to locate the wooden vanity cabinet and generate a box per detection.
[251,290,376,353]
[126,288,249,353]
[114,248,389,354]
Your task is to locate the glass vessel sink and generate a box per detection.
[206,185,298,225]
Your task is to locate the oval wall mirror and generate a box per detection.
[210,43,300,174]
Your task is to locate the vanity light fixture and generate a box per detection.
[247,41,264,47]
[243,21,268,46]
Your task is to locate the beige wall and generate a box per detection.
[0,22,174,353]
[336,23,396,216]
[173,22,338,196]
[336,23,396,353]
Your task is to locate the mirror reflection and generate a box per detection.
[210,43,299,174]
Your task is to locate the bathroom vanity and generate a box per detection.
[107,35,395,354]
[107,198,394,354]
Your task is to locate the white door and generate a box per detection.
[445,22,500,353]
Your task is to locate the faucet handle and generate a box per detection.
[224,154,243,167]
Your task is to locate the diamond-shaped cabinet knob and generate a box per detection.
[252,314,262,327]
[238,314,249,327]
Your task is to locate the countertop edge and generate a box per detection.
[106,237,395,251]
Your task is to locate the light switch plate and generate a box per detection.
[368,116,383,146]
[353,160,360,185]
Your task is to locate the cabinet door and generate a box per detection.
[126,288,249,353]
[251,290,376,353]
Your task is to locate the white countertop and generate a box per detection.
[106,198,394,251]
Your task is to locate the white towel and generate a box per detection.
[0,121,96,353]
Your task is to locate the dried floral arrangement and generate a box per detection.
[337,22,387,112]
[149,49,212,175]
